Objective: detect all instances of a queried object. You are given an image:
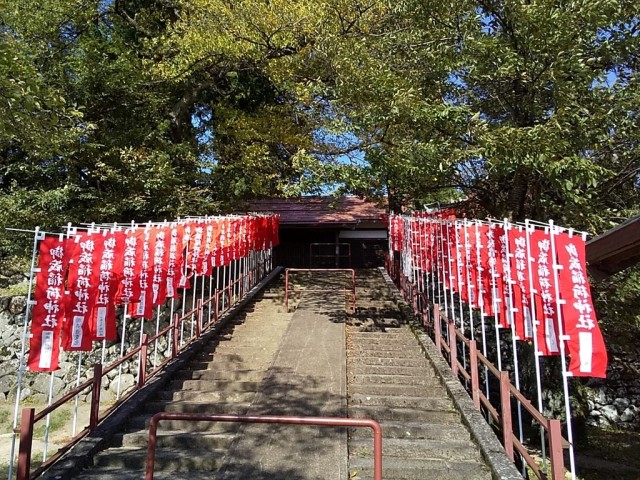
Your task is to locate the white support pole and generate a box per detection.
[41,372,55,461]
[474,220,490,399]
[502,219,525,464]
[525,219,547,473]
[116,312,128,400]
[190,275,198,338]
[549,220,577,480]
[445,222,457,324]
[167,298,175,358]
[8,227,43,480]
[153,306,161,369]
[463,219,475,340]
[487,222,503,372]
[436,220,449,320]
[72,352,83,437]
[454,221,465,330]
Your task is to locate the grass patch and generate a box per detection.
[32,409,71,438]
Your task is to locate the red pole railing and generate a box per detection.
[145,413,382,480]
[448,321,457,378]
[433,305,441,354]
[469,340,480,410]
[17,408,35,480]
[90,364,102,430]
[500,372,514,460]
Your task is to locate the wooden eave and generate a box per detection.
[586,214,640,280]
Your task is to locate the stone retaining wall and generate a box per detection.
[0,294,180,405]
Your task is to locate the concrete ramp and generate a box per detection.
[215,294,347,479]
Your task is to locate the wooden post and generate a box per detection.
[448,321,458,377]
[196,299,202,337]
[172,314,179,359]
[434,305,442,353]
[548,418,566,480]
[500,372,514,460]
[90,364,103,430]
[469,340,480,410]
[17,407,35,480]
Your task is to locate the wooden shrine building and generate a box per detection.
[246,196,388,268]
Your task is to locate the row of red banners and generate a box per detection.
[389,215,607,378]
[28,215,279,372]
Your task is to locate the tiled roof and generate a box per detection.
[245,196,387,226]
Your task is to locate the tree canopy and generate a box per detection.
[1,0,639,256]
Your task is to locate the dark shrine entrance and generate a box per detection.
[246,196,388,268]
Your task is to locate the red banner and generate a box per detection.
[63,233,102,351]
[151,227,170,306]
[530,229,561,356]
[28,236,68,371]
[119,228,139,305]
[476,225,494,316]
[555,232,607,377]
[485,224,504,324]
[508,227,533,340]
[165,225,184,299]
[91,231,124,341]
[130,227,154,319]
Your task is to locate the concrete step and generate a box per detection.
[349,405,459,423]
[349,456,493,480]
[92,446,225,471]
[350,437,482,461]
[128,413,243,433]
[348,421,471,441]
[144,401,251,414]
[349,393,454,411]
[156,389,256,403]
[349,332,408,340]
[112,430,235,449]
[347,356,429,368]
[74,468,217,480]
[348,365,431,376]
[348,338,422,349]
[169,370,265,386]
[349,374,441,386]
[181,362,270,374]
[348,383,444,397]
[346,348,424,359]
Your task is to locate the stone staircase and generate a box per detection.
[72,283,293,479]
[346,270,493,480]
[57,269,508,480]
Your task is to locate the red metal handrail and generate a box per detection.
[388,266,567,480]
[15,260,271,480]
[145,413,383,480]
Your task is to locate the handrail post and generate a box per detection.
[548,418,565,480]
[500,372,514,460]
[469,340,480,410]
[214,290,219,323]
[138,334,148,389]
[172,313,179,359]
[351,269,356,309]
[90,363,103,430]
[434,305,442,353]
[17,407,35,480]
[196,299,202,337]
[284,269,289,312]
[448,321,458,377]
